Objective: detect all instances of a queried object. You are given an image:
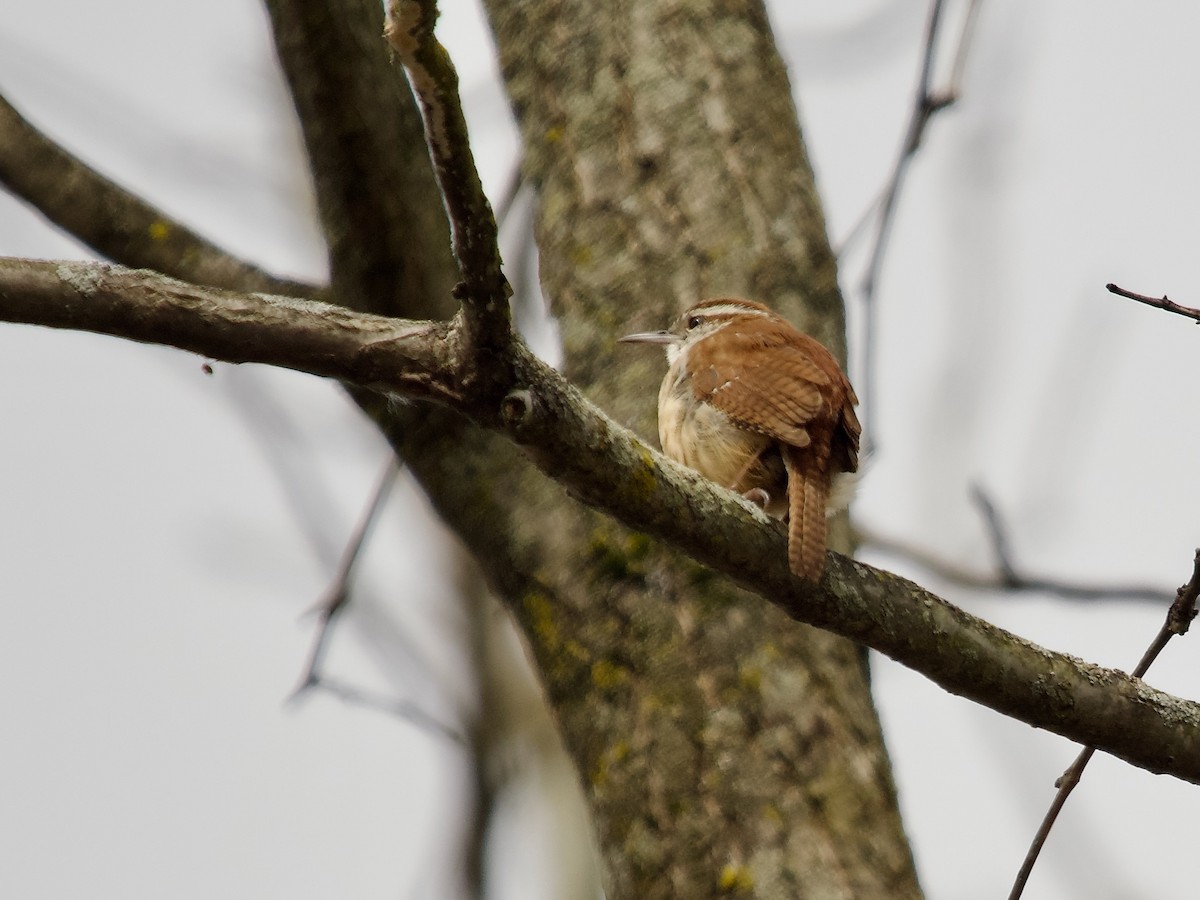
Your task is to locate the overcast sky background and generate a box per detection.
[2,1,1199,898]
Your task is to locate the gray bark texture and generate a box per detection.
[476,1,921,897]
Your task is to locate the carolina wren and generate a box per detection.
[620,298,860,581]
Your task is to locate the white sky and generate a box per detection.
[2,1,1199,898]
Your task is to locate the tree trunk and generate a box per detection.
[474,1,922,896]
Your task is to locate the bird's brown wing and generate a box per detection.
[689,328,841,450]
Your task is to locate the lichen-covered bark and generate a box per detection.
[480,0,921,896]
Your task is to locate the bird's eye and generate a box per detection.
[686,315,702,330]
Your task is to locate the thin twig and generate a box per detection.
[851,0,983,441]
[305,674,466,745]
[970,484,1018,585]
[970,485,1168,601]
[947,0,985,96]
[1107,282,1200,324]
[859,525,1171,604]
[456,552,499,897]
[287,458,462,738]
[292,459,401,696]
[859,0,946,296]
[1007,550,1200,900]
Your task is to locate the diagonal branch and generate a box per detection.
[383,0,511,354]
[4,255,1200,785]
[0,92,318,298]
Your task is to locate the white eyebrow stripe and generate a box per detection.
[693,303,772,319]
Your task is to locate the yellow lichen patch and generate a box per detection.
[591,658,631,691]
[147,220,171,241]
[737,664,762,692]
[588,523,652,582]
[631,446,659,497]
[535,638,589,689]
[591,739,631,788]
[545,125,564,143]
[717,863,754,893]
[636,692,665,716]
[521,590,559,652]
[564,639,590,665]
[568,243,592,266]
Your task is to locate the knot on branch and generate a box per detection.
[452,275,514,314]
[1167,549,1200,635]
[500,388,533,430]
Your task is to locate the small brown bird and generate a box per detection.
[620,298,861,580]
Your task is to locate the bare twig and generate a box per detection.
[859,525,1171,604]
[970,484,1018,584]
[384,0,512,353]
[856,0,984,285]
[285,457,461,739]
[1007,550,1200,900]
[456,555,499,898]
[302,674,466,745]
[947,0,985,97]
[292,458,401,696]
[970,486,1168,601]
[856,0,946,298]
[1107,282,1200,324]
[848,0,983,440]
[278,454,482,757]
[0,92,319,298]
[8,257,1200,783]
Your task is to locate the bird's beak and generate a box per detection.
[618,330,674,344]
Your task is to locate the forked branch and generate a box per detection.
[1007,550,1200,899]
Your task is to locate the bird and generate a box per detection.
[620,298,860,581]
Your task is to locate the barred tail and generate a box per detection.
[784,447,828,581]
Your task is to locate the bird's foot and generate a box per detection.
[741,487,770,510]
